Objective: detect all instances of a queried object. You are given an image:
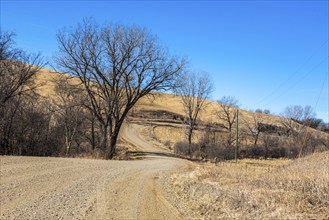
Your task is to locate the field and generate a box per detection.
[169,152,329,219]
[2,136,328,219]
[1,122,328,219]
[1,68,328,219]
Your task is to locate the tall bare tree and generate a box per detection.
[0,31,44,105]
[215,96,239,145]
[0,31,45,154]
[55,19,185,159]
[280,105,320,156]
[54,76,86,156]
[242,112,264,146]
[176,71,213,147]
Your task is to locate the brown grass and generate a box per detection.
[153,126,202,144]
[34,67,328,139]
[170,151,329,219]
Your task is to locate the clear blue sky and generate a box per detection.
[1,0,328,122]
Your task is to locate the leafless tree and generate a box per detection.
[176,71,213,148]
[53,76,86,156]
[0,31,44,105]
[55,19,185,159]
[280,105,322,157]
[215,96,239,146]
[0,31,45,154]
[282,105,315,124]
[242,112,263,146]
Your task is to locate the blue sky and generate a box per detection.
[1,1,328,122]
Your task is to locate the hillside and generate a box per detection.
[35,68,328,157]
[34,68,293,127]
[1,68,328,219]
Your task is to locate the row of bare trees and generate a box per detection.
[0,31,54,155]
[1,19,186,159]
[1,19,327,160]
[175,75,328,159]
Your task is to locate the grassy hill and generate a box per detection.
[34,67,289,126]
[33,68,328,159]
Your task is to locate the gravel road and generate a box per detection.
[0,123,191,219]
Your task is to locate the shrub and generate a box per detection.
[241,145,265,159]
[174,141,199,156]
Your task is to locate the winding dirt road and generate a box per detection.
[0,123,191,219]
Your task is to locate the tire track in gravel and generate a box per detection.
[0,122,191,219]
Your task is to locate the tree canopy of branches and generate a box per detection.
[53,76,87,156]
[0,31,44,105]
[282,105,315,123]
[0,31,48,155]
[242,112,264,146]
[175,71,213,147]
[215,96,240,146]
[55,19,185,159]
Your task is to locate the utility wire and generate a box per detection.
[254,39,329,107]
[262,57,327,107]
[314,70,328,111]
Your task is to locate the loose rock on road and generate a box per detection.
[0,123,192,219]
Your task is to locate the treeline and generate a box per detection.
[0,32,99,156]
[1,21,328,160]
[1,19,185,159]
[173,104,329,160]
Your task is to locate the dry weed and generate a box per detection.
[171,152,329,219]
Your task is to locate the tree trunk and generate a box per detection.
[101,124,109,159]
[108,134,118,160]
[188,126,193,157]
[107,117,127,160]
[188,127,192,145]
[254,133,259,146]
[65,136,71,156]
[91,117,96,152]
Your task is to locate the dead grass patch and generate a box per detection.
[171,152,329,219]
[153,126,202,144]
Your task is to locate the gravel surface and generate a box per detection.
[0,123,193,220]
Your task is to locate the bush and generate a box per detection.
[174,141,199,156]
[241,144,294,159]
[241,145,265,159]
[268,146,286,158]
[204,143,235,160]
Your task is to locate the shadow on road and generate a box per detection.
[126,151,201,162]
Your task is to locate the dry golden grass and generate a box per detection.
[34,68,325,132]
[171,151,329,219]
[153,126,203,144]
[135,92,287,128]
[33,67,328,147]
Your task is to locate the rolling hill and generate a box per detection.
[33,67,328,158]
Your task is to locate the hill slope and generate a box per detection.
[33,68,328,158]
[34,68,289,127]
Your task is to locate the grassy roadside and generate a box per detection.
[170,152,329,219]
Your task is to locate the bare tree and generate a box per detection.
[176,71,213,148]
[242,112,263,146]
[280,105,321,157]
[0,31,45,154]
[215,96,239,146]
[53,76,86,156]
[282,105,315,124]
[55,19,185,159]
[0,31,44,105]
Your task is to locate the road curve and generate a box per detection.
[0,123,189,219]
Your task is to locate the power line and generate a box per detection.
[253,39,329,108]
[262,57,327,107]
[314,70,328,112]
